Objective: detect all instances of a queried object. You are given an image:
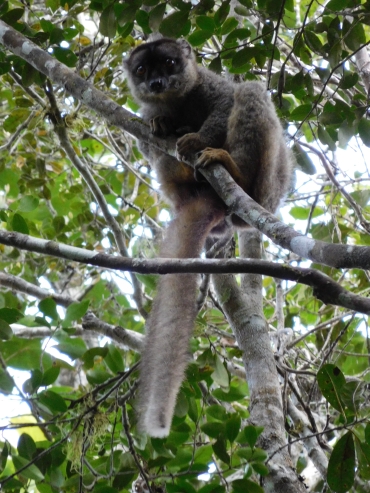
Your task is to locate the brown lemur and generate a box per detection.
[124,37,294,438]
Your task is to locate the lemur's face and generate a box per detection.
[124,38,196,102]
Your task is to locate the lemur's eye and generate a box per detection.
[165,58,176,68]
[136,65,146,76]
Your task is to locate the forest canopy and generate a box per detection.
[0,0,370,492]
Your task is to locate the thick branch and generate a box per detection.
[212,233,306,493]
[0,272,70,306]
[1,230,370,314]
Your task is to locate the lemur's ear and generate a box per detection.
[176,38,195,60]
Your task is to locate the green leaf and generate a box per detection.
[341,380,363,412]
[12,455,44,481]
[290,206,310,220]
[53,47,78,68]
[212,355,229,388]
[1,442,9,471]
[232,47,256,68]
[325,0,348,9]
[355,436,370,480]
[64,28,79,40]
[188,29,212,46]
[234,5,249,16]
[343,19,366,51]
[0,61,11,75]
[201,422,225,438]
[327,432,355,493]
[45,0,58,12]
[39,298,59,320]
[99,5,117,38]
[290,104,313,121]
[0,8,24,25]
[17,433,36,460]
[206,405,227,421]
[243,425,258,448]
[22,63,44,87]
[104,344,124,373]
[64,300,89,324]
[136,10,151,34]
[0,319,12,340]
[225,414,241,443]
[212,385,247,402]
[196,15,215,31]
[23,368,42,394]
[159,9,190,37]
[252,462,269,476]
[187,396,198,423]
[251,448,268,461]
[214,0,230,27]
[17,195,39,212]
[236,446,253,460]
[11,212,29,234]
[49,27,65,45]
[135,274,158,292]
[0,2,8,16]
[338,121,355,149]
[208,56,222,74]
[3,339,42,371]
[3,109,31,133]
[114,4,137,26]
[220,16,238,35]
[365,422,370,445]
[86,368,112,384]
[54,338,87,359]
[39,389,68,413]
[82,347,109,369]
[194,444,213,465]
[0,368,14,393]
[174,390,189,418]
[358,119,370,148]
[15,97,34,109]
[212,438,230,465]
[318,125,336,151]
[304,31,323,54]
[339,72,359,90]
[0,308,23,324]
[41,366,60,386]
[149,3,166,30]
[317,364,346,413]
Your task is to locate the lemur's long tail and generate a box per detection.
[139,194,225,437]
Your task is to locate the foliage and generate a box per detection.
[0,0,370,492]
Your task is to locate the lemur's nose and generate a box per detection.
[149,78,165,93]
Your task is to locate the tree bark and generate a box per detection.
[212,229,306,493]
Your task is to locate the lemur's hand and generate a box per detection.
[176,133,208,163]
[150,116,174,137]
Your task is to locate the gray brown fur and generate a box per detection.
[124,38,294,437]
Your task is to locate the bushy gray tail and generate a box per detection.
[138,194,224,437]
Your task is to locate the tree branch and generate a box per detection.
[1,230,370,314]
